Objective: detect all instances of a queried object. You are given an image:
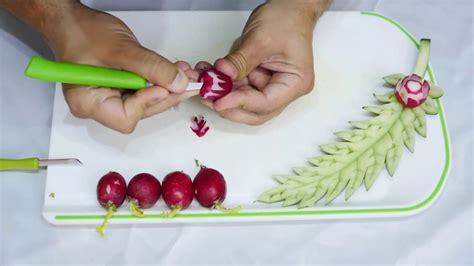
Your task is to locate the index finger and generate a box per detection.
[213,73,302,115]
[63,84,168,133]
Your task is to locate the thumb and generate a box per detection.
[115,44,188,93]
[216,35,270,81]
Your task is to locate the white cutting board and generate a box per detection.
[43,11,451,225]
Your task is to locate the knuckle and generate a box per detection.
[251,34,273,50]
[258,99,277,116]
[301,71,315,96]
[260,104,274,115]
[143,52,165,76]
[65,96,88,119]
[241,90,272,115]
[246,118,266,126]
[69,106,87,119]
[226,51,248,79]
[217,110,230,119]
[116,121,137,135]
[147,57,176,85]
[103,40,135,64]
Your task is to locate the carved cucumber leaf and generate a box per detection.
[258,91,440,208]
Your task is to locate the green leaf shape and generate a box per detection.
[258,92,440,208]
[383,73,405,86]
[429,85,444,99]
[420,97,438,115]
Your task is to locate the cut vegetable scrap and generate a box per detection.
[258,38,445,208]
[199,69,233,101]
[191,115,209,137]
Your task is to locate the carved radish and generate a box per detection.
[395,74,430,108]
[199,69,233,101]
[393,39,432,108]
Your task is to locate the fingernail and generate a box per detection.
[170,70,188,93]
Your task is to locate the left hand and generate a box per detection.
[196,0,329,125]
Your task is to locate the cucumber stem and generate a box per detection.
[129,199,144,218]
[413,39,431,78]
[212,202,242,213]
[96,203,116,237]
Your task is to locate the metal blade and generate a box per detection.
[39,158,83,167]
[185,82,203,91]
[147,82,202,91]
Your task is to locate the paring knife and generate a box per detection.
[0,158,82,171]
[24,56,203,90]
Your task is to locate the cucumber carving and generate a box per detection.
[258,39,444,208]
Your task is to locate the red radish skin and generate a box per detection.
[127,173,161,217]
[96,171,127,237]
[199,69,233,102]
[193,166,241,212]
[161,171,194,217]
[190,115,210,137]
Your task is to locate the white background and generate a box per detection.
[0,0,472,265]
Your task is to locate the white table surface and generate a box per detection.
[0,0,472,265]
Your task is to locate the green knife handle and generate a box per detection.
[24,56,147,90]
[0,158,39,171]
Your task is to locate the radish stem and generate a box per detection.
[96,203,116,237]
[161,206,182,218]
[129,199,145,218]
[212,202,241,213]
[413,39,431,78]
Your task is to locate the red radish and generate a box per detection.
[96,171,127,237]
[199,69,233,102]
[193,165,241,212]
[161,171,194,217]
[127,173,161,217]
[190,115,210,137]
[395,73,430,108]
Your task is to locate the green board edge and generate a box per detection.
[55,11,451,221]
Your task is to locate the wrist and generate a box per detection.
[267,0,330,22]
[1,0,78,37]
[39,1,82,48]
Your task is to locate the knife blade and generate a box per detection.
[0,157,82,171]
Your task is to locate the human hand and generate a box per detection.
[202,0,330,125]
[44,3,197,133]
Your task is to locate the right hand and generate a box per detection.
[45,3,197,133]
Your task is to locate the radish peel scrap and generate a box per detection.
[191,115,210,137]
